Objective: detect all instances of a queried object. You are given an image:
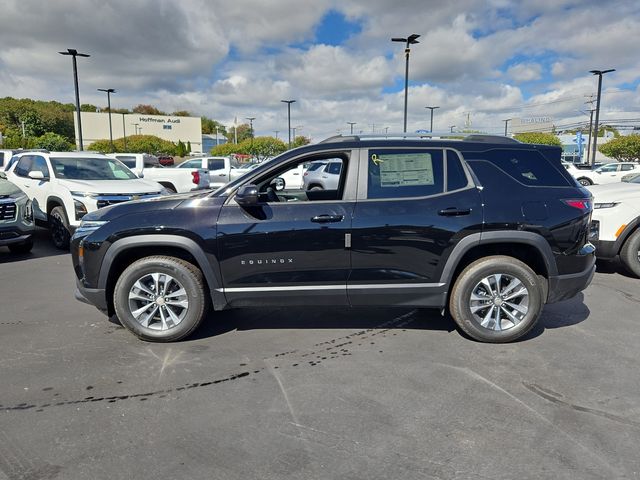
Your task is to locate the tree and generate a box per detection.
[175,140,187,157]
[186,141,192,154]
[210,142,246,156]
[132,104,166,115]
[247,136,287,161]
[29,132,73,151]
[226,123,252,144]
[87,134,178,155]
[201,116,227,136]
[291,135,311,148]
[513,132,562,146]
[80,104,98,112]
[598,134,640,162]
[172,110,191,117]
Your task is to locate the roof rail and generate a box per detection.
[319,132,520,144]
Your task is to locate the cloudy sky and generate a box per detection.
[1,0,639,140]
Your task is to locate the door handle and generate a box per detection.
[438,207,471,216]
[311,214,344,223]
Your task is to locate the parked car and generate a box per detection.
[622,172,640,182]
[302,159,342,190]
[156,154,174,167]
[0,149,18,170]
[72,133,594,344]
[589,176,640,277]
[6,151,167,249]
[574,162,640,186]
[177,156,250,188]
[107,153,209,193]
[0,171,35,253]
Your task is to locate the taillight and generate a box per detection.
[192,171,200,185]
[562,199,592,212]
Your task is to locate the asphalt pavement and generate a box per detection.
[1,229,639,480]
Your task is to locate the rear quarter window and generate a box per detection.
[469,149,571,187]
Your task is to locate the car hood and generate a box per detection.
[57,178,163,194]
[588,183,640,202]
[0,178,24,197]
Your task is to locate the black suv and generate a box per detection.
[72,134,595,343]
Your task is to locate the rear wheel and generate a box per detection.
[577,177,593,186]
[309,185,323,191]
[620,229,640,278]
[449,256,544,343]
[49,206,70,250]
[113,256,208,342]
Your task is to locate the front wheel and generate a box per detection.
[620,229,640,278]
[577,177,593,186]
[449,256,544,343]
[49,206,70,249]
[113,256,208,342]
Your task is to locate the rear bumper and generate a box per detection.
[547,254,596,303]
[75,278,108,313]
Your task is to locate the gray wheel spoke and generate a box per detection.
[469,273,530,333]
[127,272,189,332]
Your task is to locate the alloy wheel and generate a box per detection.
[128,273,189,331]
[469,273,530,331]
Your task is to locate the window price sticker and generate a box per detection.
[374,153,434,187]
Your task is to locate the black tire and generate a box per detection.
[577,177,593,186]
[113,256,208,342]
[49,206,70,250]
[309,185,323,191]
[449,255,544,343]
[162,184,177,194]
[8,238,33,254]
[620,229,640,278]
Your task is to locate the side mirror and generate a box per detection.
[236,184,259,206]
[272,177,285,191]
[28,171,46,181]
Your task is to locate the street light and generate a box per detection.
[347,122,356,134]
[391,34,420,133]
[589,69,615,165]
[502,118,511,136]
[98,88,116,151]
[273,130,279,140]
[281,99,296,147]
[449,125,456,133]
[133,123,140,135]
[292,125,303,142]
[425,106,439,132]
[246,117,256,137]
[59,48,90,150]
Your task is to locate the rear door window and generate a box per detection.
[208,159,225,170]
[326,162,342,175]
[477,149,571,187]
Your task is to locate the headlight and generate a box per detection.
[593,202,620,209]
[75,220,108,235]
[71,191,98,199]
[24,199,33,222]
[74,199,88,220]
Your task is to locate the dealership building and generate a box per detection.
[74,112,203,152]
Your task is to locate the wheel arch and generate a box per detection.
[614,216,640,255]
[46,195,66,215]
[439,231,556,301]
[98,235,225,316]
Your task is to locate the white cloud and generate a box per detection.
[507,63,542,82]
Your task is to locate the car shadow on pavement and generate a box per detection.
[0,228,67,264]
[189,306,455,341]
[595,258,638,280]
[520,292,591,341]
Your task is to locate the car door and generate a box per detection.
[207,158,228,184]
[595,163,620,184]
[348,147,483,306]
[9,155,52,221]
[216,149,358,307]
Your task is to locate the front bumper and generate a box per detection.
[75,278,108,313]
[592,239,617,259]
[547,254,596,303]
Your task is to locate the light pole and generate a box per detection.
[274,130,279,140]
[347,122,356,134]
[98,88,116,151]
[590,69,615,165]
[425,106,439,132]
[246,117,255,137]
[449,125,456,133]
[121,113,127,150]
[391,34,420,133]
[133,123,140,135]
[59,48,90,150]
[292,125,303,142]
[502,118,511,136]
[215,126,220,146]
[281,99,296,147]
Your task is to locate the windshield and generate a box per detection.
[50,157,138,180]
[306,162,326,172]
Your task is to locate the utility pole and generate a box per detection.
[589,69,615,165]
[584,96,596,164]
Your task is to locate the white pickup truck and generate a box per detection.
[107,153,209,193]
[176,156,250,188]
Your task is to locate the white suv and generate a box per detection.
[589,176,640,277]
[575,162,640,186]
[6,151,167,248]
